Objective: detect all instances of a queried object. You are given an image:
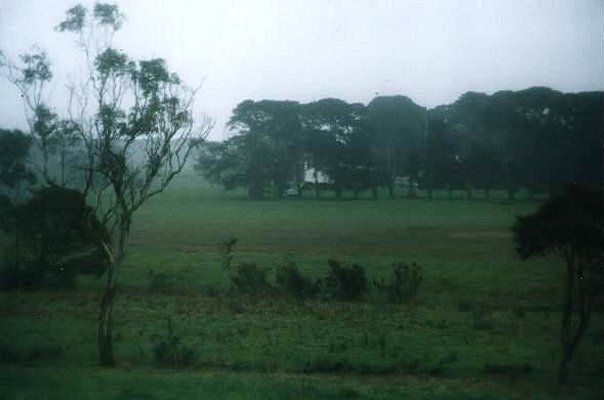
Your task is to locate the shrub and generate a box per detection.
[151,319,197,368]
[218,237,238,271]
[484,362,532,378]
[373,262,423,303]
[472,305,494,330]
[275,260,318,300]
[322,259,367,301]
[0,259,76,291]
[0,343,63,365]
[229,263,272,296]
[147,270,182,294]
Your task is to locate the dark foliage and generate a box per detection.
[147,270,183,294]
[322,259,367,301]
[151,319,197,368]
[229,262,273,296]
[0,129,36,190]
[274,260,319,300]
[0,343,63,365]
[0,186,107,290]
[373,262,423,303]
[513,184,603,260]
[484,363,533,378]
[513,183,603,384]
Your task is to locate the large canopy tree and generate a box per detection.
[366,96,426,198]
[1,3,212,366]
[198,100,303,199]
[513,184,603,384]
[301,98,375,198]
[0,129,36,197]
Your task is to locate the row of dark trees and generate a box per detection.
[198,88,602,199]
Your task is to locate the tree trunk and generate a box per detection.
[371,186,378,200]
[98,265,117,367]
[558,252,576,384]
[98,218,129,367]
[558,256,595,385]
[249,181,263,199]
[60,151,66,187]
[408,179,416,198]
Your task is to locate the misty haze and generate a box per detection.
[0,1,602,399]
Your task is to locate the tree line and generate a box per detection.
[198,88,602,199]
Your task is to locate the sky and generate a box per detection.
[0,0,602,141]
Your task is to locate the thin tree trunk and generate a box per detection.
[42,142,49,182]
[558,252,576,384]
[558,257,595,385]
[387,180,394,199]
[14,218,21,271]
[98,265,117,366]
[98,219,129,367]
[60,151,66,187]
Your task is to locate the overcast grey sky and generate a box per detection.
[1,0,602,140]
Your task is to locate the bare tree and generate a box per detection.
[1,3,212,366]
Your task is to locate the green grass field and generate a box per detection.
[1,174,602,399]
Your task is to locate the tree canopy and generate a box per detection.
[513,184,603,384]
[1,2,212,366]
[198,88,601,200]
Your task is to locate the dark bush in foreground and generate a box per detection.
[151,319,197,368]
[229,263,272,296]
[484,362,533,378]
[373,262,423,303]
[147,270,183,294]
[0,260,77,291]
[323,259,367,301]
[275,260,318,299]
[0,343,63,365]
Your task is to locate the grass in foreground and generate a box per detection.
[1,175,602,399]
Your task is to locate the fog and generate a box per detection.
[1,0,602,139]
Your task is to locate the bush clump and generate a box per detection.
[275,260,318,300]
[322,259,367,301]
[147,270,183,294]
[229,262,272,296]
[373,262,423,303]
[151,319,197,368]
[0,259,77,291]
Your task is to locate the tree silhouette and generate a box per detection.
[1,3,211,366]
[513,184,603,384]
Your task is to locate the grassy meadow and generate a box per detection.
[1,173,602,399]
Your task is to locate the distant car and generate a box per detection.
[285,188,300,197]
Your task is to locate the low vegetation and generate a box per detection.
[1,177,601,399]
